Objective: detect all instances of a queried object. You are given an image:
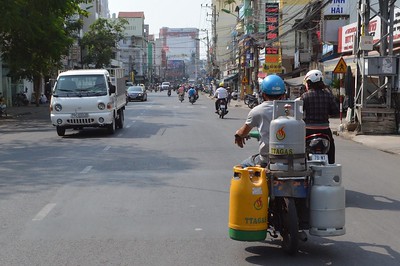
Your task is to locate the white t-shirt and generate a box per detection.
[214,87,228,99]
[245,101,274,157]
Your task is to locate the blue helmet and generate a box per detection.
[261,75,285,95]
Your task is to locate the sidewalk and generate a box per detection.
[0,104,50,121]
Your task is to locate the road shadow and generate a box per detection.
[345,189,400,211]
[244,236,400,265]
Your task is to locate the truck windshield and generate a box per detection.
[53,75,108,97]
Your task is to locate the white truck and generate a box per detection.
[50,68,126,136]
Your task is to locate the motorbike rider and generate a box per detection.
[188,86,197,101]
[234,75,286,167]
[177,84,185,100]
[301,69,339,164]
[214,82,229,114]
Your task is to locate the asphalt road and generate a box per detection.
[0,91,399,265]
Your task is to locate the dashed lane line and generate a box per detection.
[32,203,56,221]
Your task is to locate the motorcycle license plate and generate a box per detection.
[220,105,226,109]
[311,154,328,162]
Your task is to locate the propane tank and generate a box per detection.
[269,100,306,171]
[229,166,268,241]
[309,164,346,236]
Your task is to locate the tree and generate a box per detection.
[224,0,237,6]
[81,18,127,68]
[0,0,89,106]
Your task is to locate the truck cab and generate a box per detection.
[50,69,126,136]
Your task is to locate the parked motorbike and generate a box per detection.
[245,94,259,109]
[0,103,6,117]
[229,100,345,255]
[14,92,29,106]
[217,98,228,119]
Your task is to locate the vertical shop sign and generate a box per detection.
[265,2,281,74]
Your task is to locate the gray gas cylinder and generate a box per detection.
[309,164,346,236]
[269,100,306,171]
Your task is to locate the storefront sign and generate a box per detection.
[265,2,281,74]
[324,0,350,16]
[338,7,400,53]
[338,19,380,53]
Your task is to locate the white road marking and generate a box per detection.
[80,166,92,174]
[195,228,203,231]
[32,203,56,221]
[103,146,111,151]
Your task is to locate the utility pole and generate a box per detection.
[201,3,217,85]
[201,29,211,80]
[212,4,218,81]
[252,0,260,94]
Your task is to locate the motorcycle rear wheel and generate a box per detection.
[281,197,299,255]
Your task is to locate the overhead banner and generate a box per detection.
[264,2,281,74]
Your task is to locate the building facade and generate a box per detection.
[158,27,200,83]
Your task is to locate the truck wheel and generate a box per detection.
[117,109,124,129]
[107,116,116,134]
[56,126,66,136]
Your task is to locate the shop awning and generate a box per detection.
[284,76,305,87]
[223,73,238,82]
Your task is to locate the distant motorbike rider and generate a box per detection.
[188,86,197,100]
[177,85,185,95]
[177,85,185,101]
[234,75,286,167]
[301,69,339,164]
[214,82,229,113]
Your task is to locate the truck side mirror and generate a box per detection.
[109,84,116,94]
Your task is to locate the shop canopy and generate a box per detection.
[284,76,305,87]
[223,73,238,82]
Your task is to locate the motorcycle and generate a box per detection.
[245,94,259,109]
[229,100,345,255]
[0,103,6,117]
[14,92,29,106]
[167,89,171,97]
[306,132,331,164]
[178,94,184,103]
[217,98,228,119]
[189,95,196,104]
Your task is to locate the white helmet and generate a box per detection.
[304,70,323,83]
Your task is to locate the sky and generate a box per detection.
[108,0,212,38]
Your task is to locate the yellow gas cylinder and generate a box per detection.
[229,166,269,241]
